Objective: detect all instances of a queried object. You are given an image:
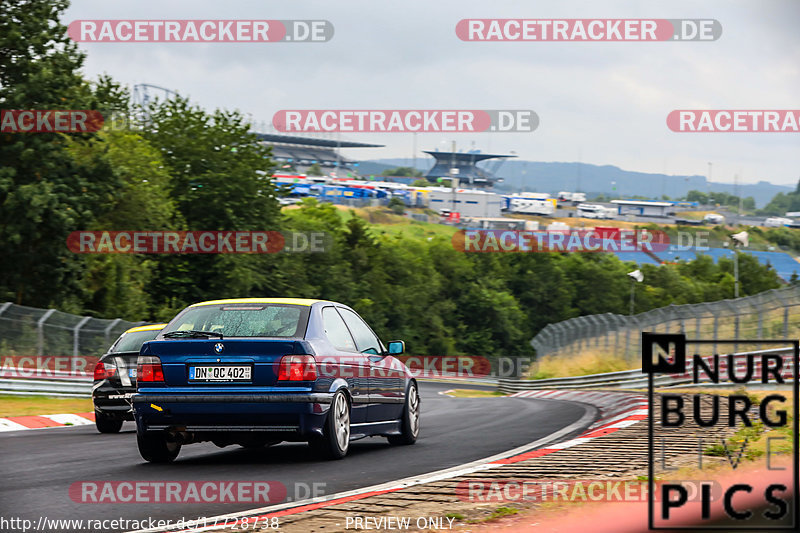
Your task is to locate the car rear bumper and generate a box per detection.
[132,392,333,438]
[133,392,334,404]
[93,385,136,420]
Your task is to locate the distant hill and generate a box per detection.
[359,158,793,208]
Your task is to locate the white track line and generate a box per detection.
[129,400,600,533]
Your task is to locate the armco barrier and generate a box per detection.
[2,348,792,397]
[0,371,498,397]
[498,370,685,393]
[0,377,91,397]
[500,346,796,393]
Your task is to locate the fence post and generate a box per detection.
[713,313,719,355]
[36,309,56,357]
[784,307,789,338]
[695,312,703,356]
[757,310,763,350]
[73,316,91,358]
[104,318,122,345]
[624,326,631,362]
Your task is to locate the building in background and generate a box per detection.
[255,133,383,176]
[423,150,515,188]
[427,187,503,218]
[611,199,674,217]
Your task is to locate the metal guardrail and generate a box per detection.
[0,378,92,397]
[498,347,796,393]
[1,349,792,397]
[498,372,688,393]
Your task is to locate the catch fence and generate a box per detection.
[531,285,800,365]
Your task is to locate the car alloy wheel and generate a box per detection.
[333,391,350,452]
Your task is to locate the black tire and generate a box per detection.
[137,432,181,463]
[309,390,350,460]
[95,413,123,434]
[388,382,420,445]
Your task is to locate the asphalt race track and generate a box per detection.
[0,382,592,532]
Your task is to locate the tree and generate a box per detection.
[381,166,423,177]
[760,180,800,215]
[411,179,431,187]
[141,96,281,307]
[62,127,181,318]
[0,0,119,307]
[686,190,709,205]
[306,163,323,176]
[387,196,406,215]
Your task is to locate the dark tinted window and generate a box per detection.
[338,308,381,354]
[161,304,309,337]
[111,330,161,353]
[322,307,357,351]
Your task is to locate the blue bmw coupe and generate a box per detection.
[133,298,419,462]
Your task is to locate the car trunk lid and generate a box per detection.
[140,338,309,388]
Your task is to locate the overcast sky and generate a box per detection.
[64,0,800,186]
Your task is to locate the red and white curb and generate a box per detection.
[130,390,648,533]
[0,412,95,431]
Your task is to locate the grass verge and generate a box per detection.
[0,394,92,417]
[446,389,506,398]
[530,350,634,379]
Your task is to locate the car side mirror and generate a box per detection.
[387,340,405,355]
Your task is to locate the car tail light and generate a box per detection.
[278,355,317,381]
[93,361,117,381]
[137,356,164,383]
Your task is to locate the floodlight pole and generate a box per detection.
[451,140,457,214]
[733,249,740,298]
[629,277,636,316]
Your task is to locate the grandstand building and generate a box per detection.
[423,150,515,188]
[255,133,383,176]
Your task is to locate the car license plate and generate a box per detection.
[189,365,251,382]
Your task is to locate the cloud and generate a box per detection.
[65,0,800,185]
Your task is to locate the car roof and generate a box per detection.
[188,298,326,307]
[123,323,167,334]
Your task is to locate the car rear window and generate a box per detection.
[161,304,310,338]
[111,330,162,353]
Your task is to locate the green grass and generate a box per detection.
[487,507,518,520]
[446,389,506,398]
[698,390,794,463]
[0,395,92,417]
[528,350,635,379]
